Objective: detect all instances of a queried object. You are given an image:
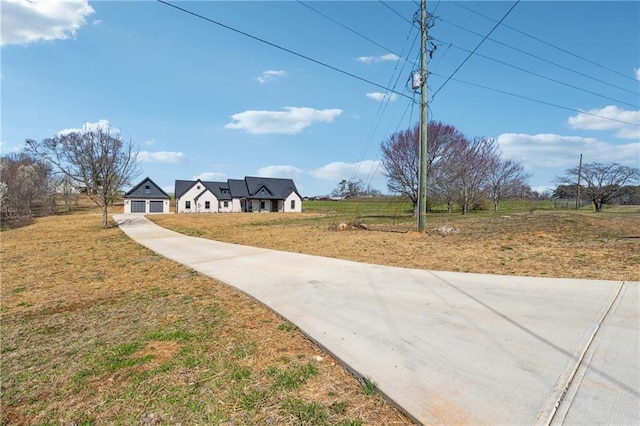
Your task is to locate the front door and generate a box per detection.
[271,200,279,212]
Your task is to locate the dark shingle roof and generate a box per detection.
[124,177,170,199]
[245,176,299,200]
[175,177,299,201]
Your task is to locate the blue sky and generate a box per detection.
[2,0,639,197]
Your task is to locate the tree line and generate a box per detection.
[380,121,532,214]
[379,121,640,214]
[1,124,139,229]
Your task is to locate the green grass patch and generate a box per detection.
[273,362,319,391]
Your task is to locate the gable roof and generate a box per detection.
[244,176,300,200]
[124,177,170,199]
[175,177,300,201]
[175,179,232,200]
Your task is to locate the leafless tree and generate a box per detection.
[453,137,498,215]
[556,162,640,212]
[26,124,140,228]
[381,121,465,211]
[486,157,531,212]
[0,153,57,220]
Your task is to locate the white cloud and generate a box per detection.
[356,54,400,64]
[567,105,640,139]
[256,165,303,178]
[366,92,397,102]
[310,160,383,181]
[137,151,186,163]
[635,68,640,81]
[497,133,640,169]
[257,70,287,83]
[193,172,226,181]
[58,119,116,135]
[1,0,95,46]
[225,107,342,135]
[144,138,156,146]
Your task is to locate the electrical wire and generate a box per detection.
[156,0,413,100]
[429,37,639,108]
[452,1,638,83]
[436,16,637,96]
[429,71,640,127]
[297,1,415,67]
[431,0,520,100]
[378,1,415,26]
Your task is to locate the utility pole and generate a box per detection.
[576,153,582,210]
[417,0,428,232]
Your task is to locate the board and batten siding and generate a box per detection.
[284,192,302,212]
[177,184,219,213]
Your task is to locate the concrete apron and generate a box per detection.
[114,214,640,425]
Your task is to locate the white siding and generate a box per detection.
[284,192,302,212]
[124,199,169,214]
[218,199,233,212]
[231,198,243,212]
[177,183,218,213]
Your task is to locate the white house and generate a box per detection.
[123,177,171,214]
[175,176,302,213]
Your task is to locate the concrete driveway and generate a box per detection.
[114,214,639,425]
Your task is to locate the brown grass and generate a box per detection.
[1,210,412,425]
[149,209,640,281]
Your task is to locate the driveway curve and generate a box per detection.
[114,214,639,425]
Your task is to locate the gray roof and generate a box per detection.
[244,176,299,200]
[175,177,299,201]
[124,177,170,199]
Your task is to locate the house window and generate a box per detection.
[185,201,191,209]
[144,185,151,194]
[260,201,265,210]
[290,200,296,210]
[205,201,210,209]
[223,201,229,208]
[197,185,201,190]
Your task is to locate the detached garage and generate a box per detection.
[123,177,170,214]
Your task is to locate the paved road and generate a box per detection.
[114,214,639,425]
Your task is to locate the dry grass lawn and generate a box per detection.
[150,208,640,282]
[2,202,638,425]
[1,209,411,425]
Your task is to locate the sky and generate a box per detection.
[1,0,639,197]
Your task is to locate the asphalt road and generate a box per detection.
[114,214,640,425]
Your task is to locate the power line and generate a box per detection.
[156,0,413,101]
[429,71,640,127]
[452,1,638,83]
[378,1,414,26]
[431,0,520,100]
[429,37,639,108]
[436,16,637,97]
[297,1,417,67]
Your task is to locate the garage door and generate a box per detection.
[149,201,164,213]
[131,200,146,213]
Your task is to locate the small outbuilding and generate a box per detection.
[123,177,170,214]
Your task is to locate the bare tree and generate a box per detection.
[381,121,465,211]
[0,153,57,220]
[556,162,640,212]
[486,157,531,212]
[453,137,498,215]
[26,124,140,228]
